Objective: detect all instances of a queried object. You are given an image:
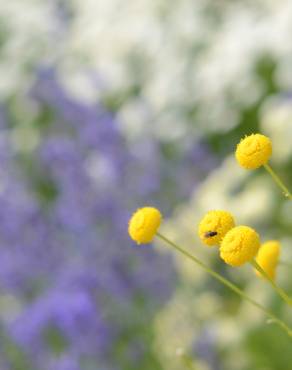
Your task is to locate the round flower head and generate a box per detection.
[220,226,260,266]
[198,210,235,247]
[255,240,280,281]
[128,207,162,244]
[235,133,272,169]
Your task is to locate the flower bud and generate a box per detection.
[128,207,162,244]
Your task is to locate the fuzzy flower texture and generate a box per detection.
[198,211,261,267]
[235,133,272,169]
[128,207,162,244]
[255,240,280,281]
[220,226,260,267]
[198,210,235,246]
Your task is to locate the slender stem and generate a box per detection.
[264,163,292,199]
[251,259,292,306]
[156,232,292,337]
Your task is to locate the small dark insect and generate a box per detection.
[204,231,218,238]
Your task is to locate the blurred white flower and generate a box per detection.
[260,95,292,163]
[3,0,292,140]
[0,0,55,98]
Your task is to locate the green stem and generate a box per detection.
[264,163,292,199]
[156,232,292,338]
[251,259,292,306]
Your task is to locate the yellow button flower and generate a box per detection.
[235,133,272,169]
[220,226,260,266]
[198,210,235,247]
[128,207,162,244]
[255,240,280,281]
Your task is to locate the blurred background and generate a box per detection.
[1,1,292,369]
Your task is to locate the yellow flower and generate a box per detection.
[220,226,260,266]
[198,210,235,247]
[235,133,272,169]
[128,207,162,244]
[255,240,280,281]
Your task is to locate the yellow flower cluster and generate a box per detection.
[255,240,280,281]
[235,132,292,199]
[127,131,291,334]
[198,210,235,247]
[128,207,162,244]
[129,207,280,283]
[235,133,272,169]
[220,226,260,267]
[198,211,260,266]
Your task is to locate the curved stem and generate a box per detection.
[156,232,292,338]
[251,259,292,306]
[264,163,292,199]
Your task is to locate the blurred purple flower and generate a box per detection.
[0,68,216,369]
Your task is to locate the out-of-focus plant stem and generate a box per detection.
[156,232,292,338]
[251,259,292,306]
[264,163,292,199]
